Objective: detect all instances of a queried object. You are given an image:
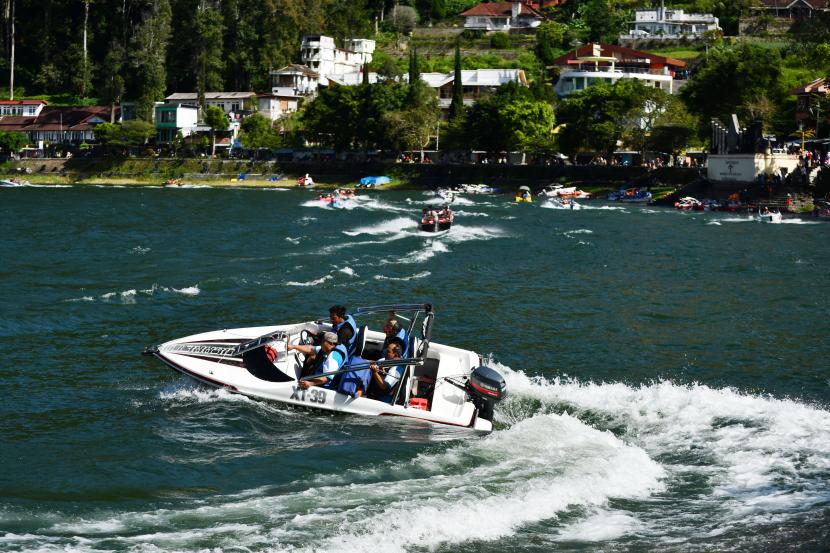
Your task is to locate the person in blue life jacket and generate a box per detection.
[381,318,408,358]
[287,331,347,389]
[328,304,357,358]
[368,341,404,403]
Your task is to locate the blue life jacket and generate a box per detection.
[383,328,409,358]
[315,344,348,389]
[332,314,358,358]
[336,356,371,398]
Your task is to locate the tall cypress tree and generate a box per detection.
[408,42,419,85]
[449,40,464,120]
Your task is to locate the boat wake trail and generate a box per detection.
[8,364,830,552]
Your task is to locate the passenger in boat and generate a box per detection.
[287,331,347,389]
[368,341,404,403]
[382,318,408,357]
[329,304,357,357]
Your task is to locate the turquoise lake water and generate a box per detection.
[1,185,829,552]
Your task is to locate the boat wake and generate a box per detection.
[8,362,829,553]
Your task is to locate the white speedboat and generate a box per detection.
[543,197,581,210]
[457,183,499,195]
[757,209,783,223]
[143,304,506,432]
[0,178,31,187]
[539,184,591,199]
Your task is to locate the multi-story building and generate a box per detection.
[299,35,375,84]
[621,5,720,40]
[0,104,112,146]
[552,43,687,97]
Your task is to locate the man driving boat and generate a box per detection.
[287,331,347,389]
[329,305,357,358]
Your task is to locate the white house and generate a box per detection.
[300,35,375,84]
[552,44,687,97]
[256,91,301,121]
[621,5,720,40]
[460,1,544,31]
[269,64,320,97]
[420,69,529,111]
[155,103,199,143]
[165,92,255,121]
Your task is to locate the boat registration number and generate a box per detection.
[290,386,327,404]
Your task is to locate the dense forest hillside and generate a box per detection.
[0,0,388,117]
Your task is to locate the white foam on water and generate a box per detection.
[492,362,830,535]
[131,246,151,255]
[563,229,593,237]
[286,274,333,287]
[343,217,416,237]
[581,204,628,211]
[285,236,301,244]
[66,296,95,303]
[707,221,722,225]
[781,218,820,225]
[339,267,356,277]
[555,511,644,542]
[395,241,450,264]
[373,271,431,281]
[298,216,317,226]
[441,224,506,245]
[174,285,200,296]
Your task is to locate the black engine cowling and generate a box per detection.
[466,365,507,421]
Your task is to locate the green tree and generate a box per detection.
[129,0,172,121]
[680,44,782,131]
[0,131,29,153]
[465,82,555,155]
[204,105,228,157]
[580,0,623,43]
[409,42,420,86]
[100,45,125,123]
[195,2,225,106]
[647,96,698,158]
[557,80,653,160]
[381,80,440,155]
[535,21,566,65]
[449,41,464,121]
[240,113,278,152]
[94,120,154,153]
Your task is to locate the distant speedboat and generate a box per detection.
[457,184,499,195]
[0,178,30,187]
[539,184,591,199]
[674,197,701,210]
[142,303,506,432]
[757,209,783,223]
[608,188,652,202]
[420,206,453,232]
[544,197,580,210]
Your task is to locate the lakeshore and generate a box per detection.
[2,157,699,196]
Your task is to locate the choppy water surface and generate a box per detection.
[1,186,829,552]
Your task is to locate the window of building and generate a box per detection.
[231,102,240,112]
[160,110,177,123]
[25,106,36,115]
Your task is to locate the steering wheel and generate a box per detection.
[299,329,315,345]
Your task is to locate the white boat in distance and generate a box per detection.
[757,209,783,223]
[539,184,591,199]
[143,304,506,432]
[456,183,499,194]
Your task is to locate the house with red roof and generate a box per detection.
[552,43,687,97]
[0,100,47,117]
[792,77,828,128]
[460,1,545,31]
[0,105,114,146]
[753,0,829,19]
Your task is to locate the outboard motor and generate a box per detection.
[466,366,507,422]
